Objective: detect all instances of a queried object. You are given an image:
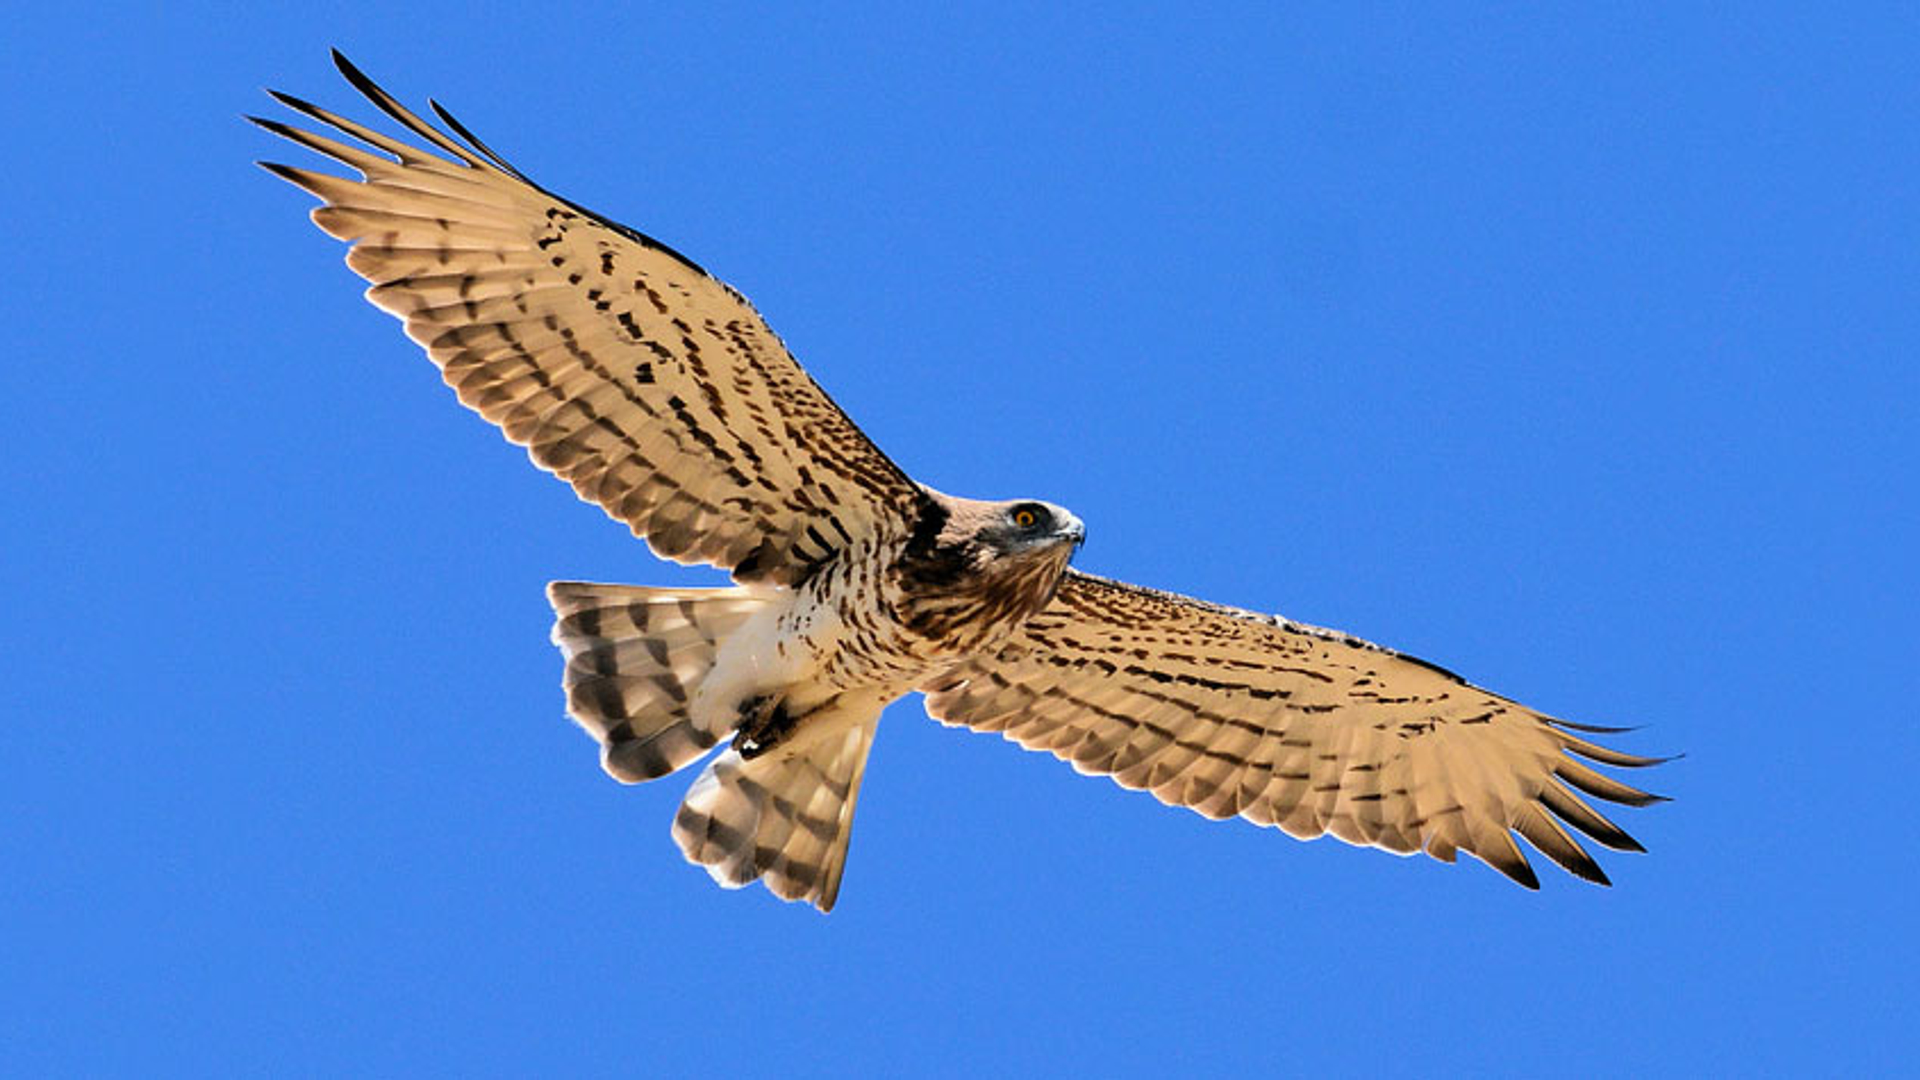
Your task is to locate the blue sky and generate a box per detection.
[5,3,1916,1074]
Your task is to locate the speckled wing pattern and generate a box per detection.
[923,570,1665,887]
[252,52,920,585]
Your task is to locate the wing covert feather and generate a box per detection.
[922,570,1666,887]
[255,52,921,584]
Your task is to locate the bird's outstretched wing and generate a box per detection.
[922,569,1666,887]
[254,52,922,584]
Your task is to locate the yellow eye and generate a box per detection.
[1013,508,1038,528]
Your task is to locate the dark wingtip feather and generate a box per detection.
[266,88,320,114]
[1589,825,1648,855]
[429,99,509,167]
[255,160,324,196]
[1562,737,1674,770]
[328,49,395,114]
[1539,782,1646,852]
[1513,808,1614,886]
[247,115,309,146]
[264,88,370,144]
[330,47,363,83]
[1556,759,1670,808]
[1547,717,1642,735]
[330,50,395,115]
[1482,845,1541,890]
[1558,853,1612,887]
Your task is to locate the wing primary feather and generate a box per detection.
[254,160,331,198]
[1511,803,1609,885]
[1538,780,1646,852]
[1559,732,1673,769]
[264,89,431,167]
[1555,758,1668,807]
[429,97,534,181]
[328,49,491,169]
[1546,717,1642,735]
[247,115,390,175]
[1479,830,1541,890]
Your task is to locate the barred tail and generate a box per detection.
[673,704,881,912]
[547,581,770,783]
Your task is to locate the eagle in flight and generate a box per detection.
[256,52,1665,911]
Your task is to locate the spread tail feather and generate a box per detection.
[672,708,880,912]
[547,581,770,782]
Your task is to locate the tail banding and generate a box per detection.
[548,581,884,911]
[547,581,769,782]
[673,708,880,912]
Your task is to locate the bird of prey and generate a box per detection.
[255,52,1665,911]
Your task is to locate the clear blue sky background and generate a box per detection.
[4,3,1915,1075]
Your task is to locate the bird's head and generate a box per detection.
[894,493,1086,643]
[979,499,1087,559]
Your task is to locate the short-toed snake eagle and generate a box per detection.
[256,52,1665,911]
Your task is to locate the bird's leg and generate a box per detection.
[733,693,800,759]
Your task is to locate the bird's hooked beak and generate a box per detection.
[1058,511,1087,553]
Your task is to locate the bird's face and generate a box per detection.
[981,500,1087,560]
[966,499,1084,617]
[892,494,1086,644]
